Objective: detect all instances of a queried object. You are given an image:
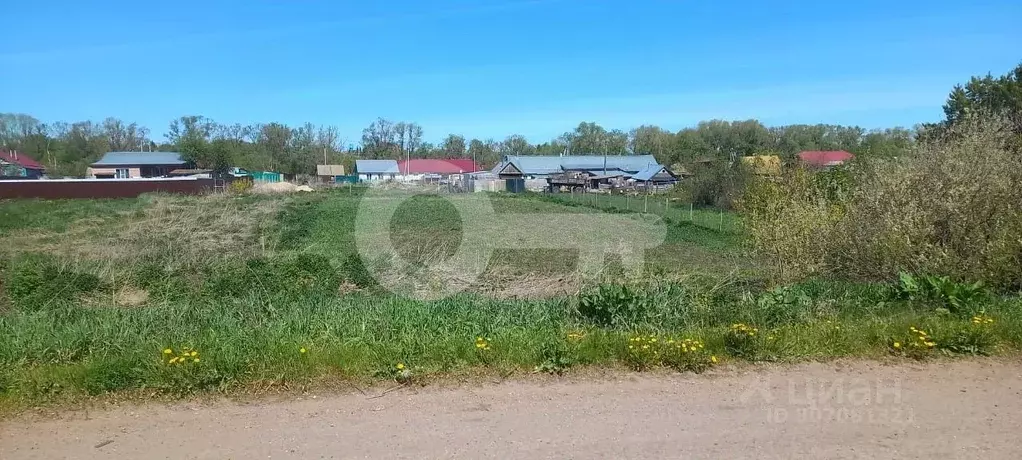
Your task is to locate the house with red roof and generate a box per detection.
[797,150,854,168]
[398,158,479,175]
[0,149,45,179]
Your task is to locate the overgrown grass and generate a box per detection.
[1,275,1019,409]
[1,188,1021,412]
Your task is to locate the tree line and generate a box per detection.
[1,62,1017,177]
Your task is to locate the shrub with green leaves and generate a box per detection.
[896,272,987,314]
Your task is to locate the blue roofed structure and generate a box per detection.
[355,159,400,181]
[631,164,676,182]
[92,152,187,167]
[88,152,189,179]
[494,154,665,178]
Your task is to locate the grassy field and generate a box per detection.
[1,188,1020,411]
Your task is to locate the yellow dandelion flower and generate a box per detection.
[628,345,634,350]
[193,358,200,363]
[162,348,172,355]
[893,342,901,349]
[711,356,718,363]
[300,347,307,354]
[190,351,198,357]
[396,363,405,370]
[925,342,935,347]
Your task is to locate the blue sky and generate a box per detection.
[3,0,1020,143]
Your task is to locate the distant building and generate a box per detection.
[398,159,479,175]
[631,164,678,187]
[491,154,677,192]
[741,155,782,176]
[797,151,854,168]
[87,152,188,179]
[355,159,400,181]
[0,149,45,179]
[492,154,667,179]
[316,165,346,176]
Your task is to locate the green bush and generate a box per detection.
[754,285,814,326]
[577,283,657,328]
[896,272,987,314]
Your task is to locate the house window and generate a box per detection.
[115,168,129,179]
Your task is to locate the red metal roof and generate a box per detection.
[797,150,854,167]
[398,159,478,174]
[0,149,45,170]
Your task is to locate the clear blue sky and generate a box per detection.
[4,0,1020,144]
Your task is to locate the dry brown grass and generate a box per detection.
[2,194,286,276]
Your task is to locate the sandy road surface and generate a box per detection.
[2,360,1021,459]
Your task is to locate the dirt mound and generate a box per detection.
[252,182,314,194]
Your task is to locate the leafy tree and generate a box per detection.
[468,138,499,167]
[561,122,629,154]
[441,134,467,158]
[498,135,536,155]
[630,125,675,162]
[939,62,1021,149]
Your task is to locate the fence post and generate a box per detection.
[719,209,723,231]
[626,195,629,211]
[689,203,693,222]
[643,194,648,213]
[665,197,669,213]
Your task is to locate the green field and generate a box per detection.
[1,188,1020,410]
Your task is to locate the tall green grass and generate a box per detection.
[1,273,1020,406]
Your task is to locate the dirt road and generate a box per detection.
[2,360,1021,459]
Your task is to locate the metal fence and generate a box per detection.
[548,190,740,233]
[0,177,216,199]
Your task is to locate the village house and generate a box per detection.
[87,152,189,179]
[355,159,400,181]
[491,154,677,192]
[0,149,45,179]
[797,150,854,168]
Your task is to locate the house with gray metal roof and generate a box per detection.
[631,164,677,183]
[87,152,189,179]
[355,159,400,181]
[494,154,664,179]
[493,154,679,192]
